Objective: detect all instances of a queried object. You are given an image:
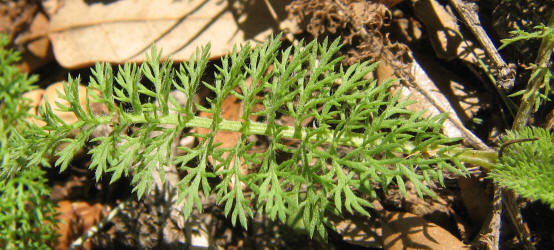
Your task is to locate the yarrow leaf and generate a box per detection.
[491,127,554,208]
[29,33,470,238]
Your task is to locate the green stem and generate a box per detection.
[110,113,498,169]
[512,9,554,130]
[115,113,308,141]
[455,149,498,169]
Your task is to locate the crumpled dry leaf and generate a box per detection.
[383,212,469,249]
[50,175,89,201]
[0,0,37,40]
[48,0,280,68]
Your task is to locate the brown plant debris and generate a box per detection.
[286,0,411,72]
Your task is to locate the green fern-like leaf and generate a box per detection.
[490,127,554,208]
[0,34,59,248]
[29,34,472,238]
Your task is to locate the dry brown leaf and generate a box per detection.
[196,93,243,149]
[17,12,53,72]
[24,12,49,57]
[50,175,90,201]
[196,89,246,188]
[48,0,280,68]
[383,212,469,250]
[54,200,105,250]
[403,182,450,220]
[0,0,38,40]
[28,81,108,125]
[42,0,63,17]
[54,200,75,250]
[73,201,105,232]
[22,88,46,126]
[458,176,493,238]
[331,214,383,248]
[42,81,88,125]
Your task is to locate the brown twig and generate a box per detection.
[473,184,502,249]
[496,9,554,250]
[448,1,536,249]
[448,0,515,90]
[498,138,539,158]
[262,0,279,24]
[406,75,490,150]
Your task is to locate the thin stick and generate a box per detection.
[263,0,279,24]
[474,184,502,249]
[449,1,537,248]
[406,77,490,150]
[498,138,539,158]
[448,0,515,90]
